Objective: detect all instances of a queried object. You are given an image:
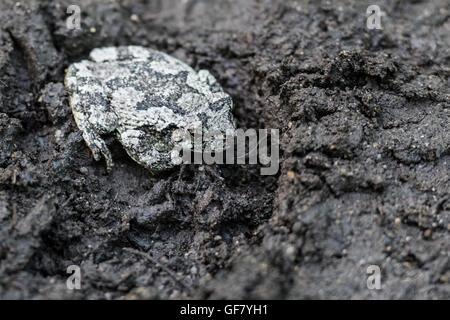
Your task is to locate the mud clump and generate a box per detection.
[0,0,448,299]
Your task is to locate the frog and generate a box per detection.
[64,46,235,173]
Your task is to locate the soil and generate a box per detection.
[0,0,448,299]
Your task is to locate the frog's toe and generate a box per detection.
[81,133,101,160]
[102,150,114,172]
[93,139,114,171]
[81,129,114,171]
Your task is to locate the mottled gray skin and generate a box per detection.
[65,46,235,172]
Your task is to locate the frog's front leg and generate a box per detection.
[69,92,115,171]
[81,121,114,170]
[66,62,118,171]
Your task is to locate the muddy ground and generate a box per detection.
[0,0,448,299]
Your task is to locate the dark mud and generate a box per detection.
[0,0,448,299]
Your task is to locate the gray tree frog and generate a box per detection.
[64,46,235,172]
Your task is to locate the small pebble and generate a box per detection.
[286,246,296,256]
[287,171,295,179]
[190,266,198,275]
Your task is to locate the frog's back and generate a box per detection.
[88,48,213,117]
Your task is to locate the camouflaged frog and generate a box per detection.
[65,46,235,172]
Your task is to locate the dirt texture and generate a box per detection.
[0,0,448,299]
